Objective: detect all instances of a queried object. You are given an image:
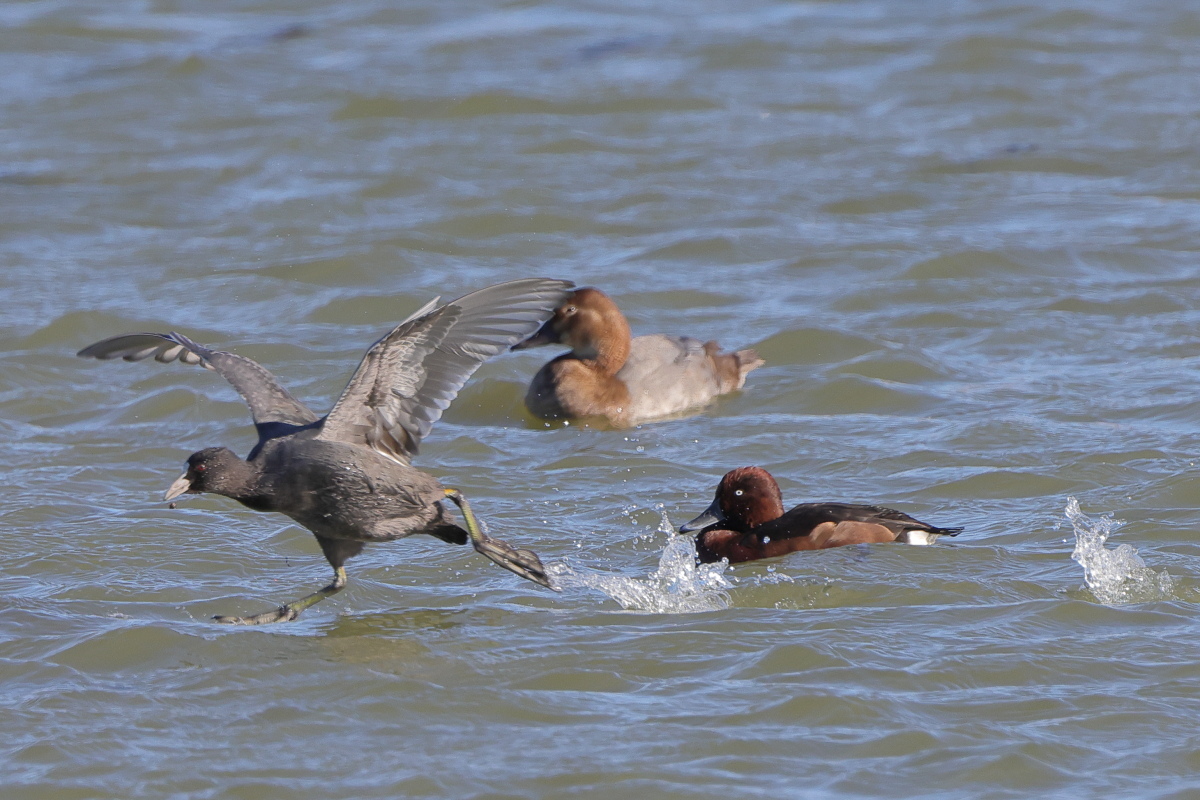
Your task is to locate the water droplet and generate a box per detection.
[548,534,731,613]
[1066,496,1172,605]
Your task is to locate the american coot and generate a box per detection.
[79,278,574,625]
[679,467,963,564]
[513,287,763,427]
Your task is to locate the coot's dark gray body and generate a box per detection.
[249,434,456,542]
[79,278,574,624]
[192,433,466,574]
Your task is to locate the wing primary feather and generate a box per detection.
[317,278,574,461]
[78,331,318,426]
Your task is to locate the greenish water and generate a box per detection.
[5,1,1200,797]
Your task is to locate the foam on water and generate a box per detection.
[1066,497,1173,605]
[547,513,732,613]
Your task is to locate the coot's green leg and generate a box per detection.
[444,489,556,591]
[214,566,347,625]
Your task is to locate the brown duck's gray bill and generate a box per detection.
[511,318,560,350]
[164,473,192,501]
[679,499,724,533]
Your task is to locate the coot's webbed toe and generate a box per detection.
[443,489,556,591]
[473,537,554,590]
[213,566,348,625]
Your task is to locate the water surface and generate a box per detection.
[4,1,1200,797]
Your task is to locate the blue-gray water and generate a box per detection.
[4,1,1200,797]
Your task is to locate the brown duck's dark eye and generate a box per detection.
[564,305,577,315]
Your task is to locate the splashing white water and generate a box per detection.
[1066,497,1173,605]
[547,513,732,613]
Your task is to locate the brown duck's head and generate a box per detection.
[679,466,785,533]
[511,287,631,360]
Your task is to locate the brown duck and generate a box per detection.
[680,467,963,564]
[514,287,762,427]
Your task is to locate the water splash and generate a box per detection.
[547,513,732,613]
[1066,497,1173,605]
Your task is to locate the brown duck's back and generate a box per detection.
[615,334,761,424]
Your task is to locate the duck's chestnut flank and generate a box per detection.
[680,467,963,564]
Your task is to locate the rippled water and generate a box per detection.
[6,1,1200,797]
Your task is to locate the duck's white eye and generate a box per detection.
[735,489,743,496]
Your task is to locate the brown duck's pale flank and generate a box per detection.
[680,467,963,564]
[514,287,763,427]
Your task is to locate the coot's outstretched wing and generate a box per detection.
[317,278,574,463]
[78,332,319,428]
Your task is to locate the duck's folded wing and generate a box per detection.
[773,503,957,537]
[77,332,319,427]
[317,278,574,463]
[620,335,720,412]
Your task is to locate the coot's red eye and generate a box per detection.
[194,464,206,473]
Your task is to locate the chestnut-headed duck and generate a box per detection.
[679,467,962,564]
[513,287,763,427]
[77,279,573,624]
